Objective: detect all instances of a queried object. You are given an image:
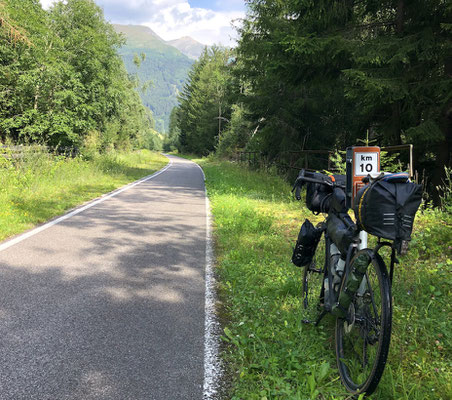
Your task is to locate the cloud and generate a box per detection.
[39,0,244,46]
[146,2,243,46]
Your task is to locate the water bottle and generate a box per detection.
[330,243,346,292]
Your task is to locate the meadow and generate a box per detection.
[0,147,168,241]
[197,159,451,400]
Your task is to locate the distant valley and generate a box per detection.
[114,24,207,132]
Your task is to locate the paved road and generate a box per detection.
[0,156,208,399]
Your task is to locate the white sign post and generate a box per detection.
[354,152,379,176]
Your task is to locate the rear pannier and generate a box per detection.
[353,178,422,243]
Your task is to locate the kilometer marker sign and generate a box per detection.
[349,146,380,201]
[354,152,379,176]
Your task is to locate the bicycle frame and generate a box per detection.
[319,229,371,322]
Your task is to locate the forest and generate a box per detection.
[0,0,161,152]
[169,0,451,203]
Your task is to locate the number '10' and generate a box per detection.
[360,164,373,172]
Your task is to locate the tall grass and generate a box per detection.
[0,147,168,241]
[197,159,451,399]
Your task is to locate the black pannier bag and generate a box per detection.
[292,219,323,267]
[353,179,422,242]
[304,172,346,214]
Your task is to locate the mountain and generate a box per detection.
[167,36,207,60]
[113,24,194,133]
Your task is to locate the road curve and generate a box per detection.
[0,155,208,399]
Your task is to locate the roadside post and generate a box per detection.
[345,146,381,208]
[346,146,381,249]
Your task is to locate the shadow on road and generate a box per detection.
[0,157,207,399]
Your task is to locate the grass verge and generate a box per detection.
[0,149,168,241]
[196,158,451,399]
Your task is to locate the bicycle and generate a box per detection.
[291,168,422,397]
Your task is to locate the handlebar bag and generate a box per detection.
[353,180,422,242]
[292,219,323,267]
[305,172,346,214]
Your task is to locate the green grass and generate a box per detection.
[0,148,168,241]
[196,158,451,399]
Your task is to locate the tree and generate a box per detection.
[0,0,159,151]
[177,46,235,155]
[235,0,360,161]
[230,0,450,198]
[342,0,452,198]
[163,106,181,151]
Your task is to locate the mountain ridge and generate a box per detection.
[114,24,206,59]
[167,36,207,59]
[113,24,194,133]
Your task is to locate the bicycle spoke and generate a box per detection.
[365,272,380,320]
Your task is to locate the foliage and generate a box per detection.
[177,46,237,155]
[436,166,452,214]
[200,158,451,399]
[163,106,181,152]
[216,103,252,157]
[0,147,168,240]
[0,0,159,150]
[329,148,403,175]
[176,0,451,203]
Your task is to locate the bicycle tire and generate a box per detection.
[335,250,392,396]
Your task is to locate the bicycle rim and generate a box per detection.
[335,251,392,396]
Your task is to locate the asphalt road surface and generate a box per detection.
[0,155,208,399]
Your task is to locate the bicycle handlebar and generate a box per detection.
[292,169,345,201]
[295,175,334,187]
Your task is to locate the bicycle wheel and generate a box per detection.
[335,250,392,396]
[301,238,325,322]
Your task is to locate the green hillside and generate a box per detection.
[114,24,193,133]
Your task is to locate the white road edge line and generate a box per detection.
[196,162,222,399]
[0,157,173,253]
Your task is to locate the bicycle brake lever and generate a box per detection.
[292,178,303,200]
[295,185,302,200]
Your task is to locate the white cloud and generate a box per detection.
[39,0,244,46]
[145,2,243,46]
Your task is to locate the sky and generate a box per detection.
[39,0,246,46]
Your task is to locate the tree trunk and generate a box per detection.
[396,0,404,34]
